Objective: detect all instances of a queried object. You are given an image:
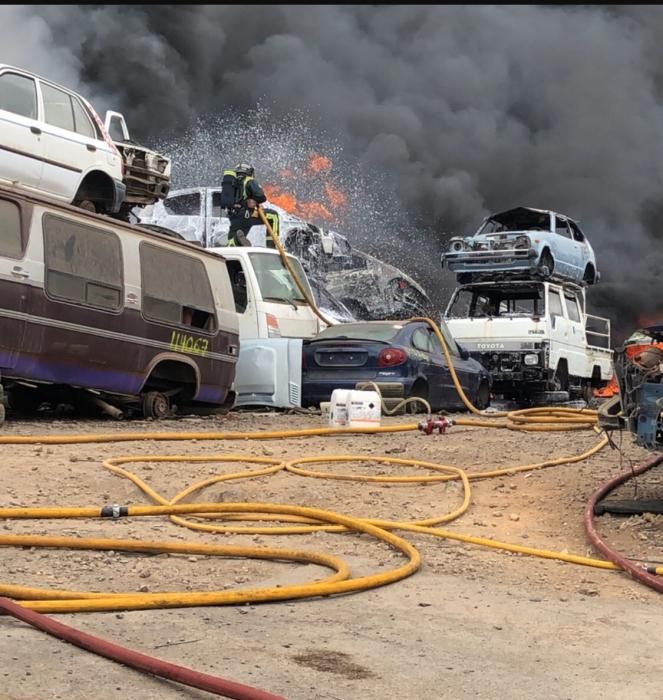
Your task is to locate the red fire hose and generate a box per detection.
[583,453,663,593]
[0,596,286,700]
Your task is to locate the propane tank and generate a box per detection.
[345,389,381,428]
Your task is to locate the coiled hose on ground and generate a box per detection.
[0,211,653,697]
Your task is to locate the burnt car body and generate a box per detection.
[441,207,599,287]
[301,320,491,411]
[282,224,434,321]
[599,326,663,450]
[104,111,171,218]
[136,188,434,320]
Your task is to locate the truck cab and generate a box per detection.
[444,279,612,402]
[208,247,324,409]
[209,247,321,339]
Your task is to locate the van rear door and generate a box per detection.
[0,197,28,369]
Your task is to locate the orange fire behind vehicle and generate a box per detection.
[265,152,348,224]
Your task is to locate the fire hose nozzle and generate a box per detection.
[417,416,454,435]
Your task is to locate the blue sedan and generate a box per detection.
[301,321,491,411]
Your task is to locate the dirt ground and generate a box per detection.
[1,409,662,700]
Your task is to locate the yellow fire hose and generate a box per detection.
[0,210,645,616]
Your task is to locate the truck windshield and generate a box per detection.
[447,285,545,319]
[249,252,311,306]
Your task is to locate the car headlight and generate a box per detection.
[524,353,539,366]
[448,239,467,253]
[514,235,530,249]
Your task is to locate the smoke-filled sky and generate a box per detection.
[4,4,663,340]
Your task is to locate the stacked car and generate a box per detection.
[0,64,171,217]
[442,207,611,403]
[441,206,600,287]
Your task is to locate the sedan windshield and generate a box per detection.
[313,322,404,342]
[249,252,311,305]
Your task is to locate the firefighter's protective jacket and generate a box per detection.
[220,169,267,213]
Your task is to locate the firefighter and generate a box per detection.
[220,163,267,246]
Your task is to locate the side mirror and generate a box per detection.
[457,343,470,361]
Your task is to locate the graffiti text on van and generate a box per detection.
[169,331,209,357]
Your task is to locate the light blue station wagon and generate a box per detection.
[441,206,599,286]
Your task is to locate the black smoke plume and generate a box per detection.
[4,5,663,341]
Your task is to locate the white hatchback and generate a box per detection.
[0,64,125,213]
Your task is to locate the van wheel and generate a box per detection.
[142,391,171,419]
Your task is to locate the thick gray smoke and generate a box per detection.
[4,4,663,340]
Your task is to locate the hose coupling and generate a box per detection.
[100,504,129,518]
[417,416,454,435]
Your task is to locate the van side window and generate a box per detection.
[163,193,201,217]
[0,73,37,119]
[43,214,123,310]
[0,199,23,259]
[140,243,217,332]
[564,293,581,323]
[548,289,564,319]
[41,83,75,132]
[226,260,248,314]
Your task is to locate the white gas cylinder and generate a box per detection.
[329,389,350,427]
[345,390,381,428]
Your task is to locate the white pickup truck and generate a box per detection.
[443,279,612,402]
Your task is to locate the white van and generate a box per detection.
[0,64,125,214]
[209,247,321,409]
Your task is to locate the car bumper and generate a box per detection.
[109,178,127,213]
[302,378,410,408]
[443,249,537,273]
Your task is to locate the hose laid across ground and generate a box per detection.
[584,452,663,593]
[0,213,634,697]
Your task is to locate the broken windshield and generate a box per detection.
[476,209,551,235]
[447,285,545,319]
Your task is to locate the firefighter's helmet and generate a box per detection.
[234,163,255,177]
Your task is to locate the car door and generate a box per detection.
[410,327,439,402]
[159,191,204,242]
[37,80,100,201]
[547,286,572,367]
[207,189,228,247]
[429,324,472,408]
[0,70,43,189]
[553,216,579,278]
[569,220,591,270]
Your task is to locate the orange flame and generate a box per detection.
[307,152,332,174]
[263,184,333,222]
[324,182,347,209]
[264,152,348,224]
[593,373,619,398]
